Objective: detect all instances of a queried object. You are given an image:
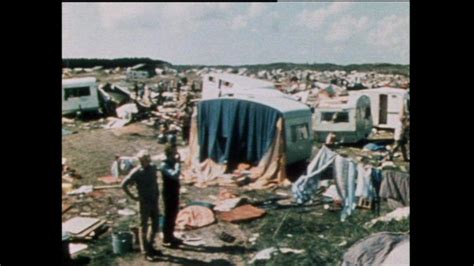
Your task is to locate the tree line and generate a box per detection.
[62,58,172,69]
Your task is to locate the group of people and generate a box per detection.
[120,144,182,262]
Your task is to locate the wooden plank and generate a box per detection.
[94,185,121,190]
[62,203,73,214]
[98,176,121,184]
[74,220,107,238]
[63,217,101,235]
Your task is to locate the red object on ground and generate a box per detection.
[216,204,266,223]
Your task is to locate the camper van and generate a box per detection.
[313,94,373,143]
[350,87,408,129]
[62,77,100,116]
[196,94,313,166]
[201,73,279,100]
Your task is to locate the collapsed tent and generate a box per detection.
[292,145,358,221]
[184,95,313,189]
[292,145,407,221]
[341,232,409,266]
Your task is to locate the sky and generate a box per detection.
[62,2,409,66]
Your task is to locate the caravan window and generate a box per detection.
[64,86,91,100]
[364,107,371,119]
[321,112,349,123]
[208,76,215,82]
[291,123,309,142]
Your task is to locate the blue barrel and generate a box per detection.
[112,231,133,255]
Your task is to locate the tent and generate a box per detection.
[184,95,313,189]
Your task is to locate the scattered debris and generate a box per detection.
[218,231,236,243]
[67,185,94,196]
[62,117,75,124]
[249,247,278,264]
[69,243,88,255]
[338,240,348,247]
[118,208,136,216]
[62,183,74,194]
[98,175,121,184]
[94,185,121,190]
[248,233,259,244]
[62,128,77,136]
[62,203,73,214]
[115,103,138,121]
[363,143,386,152]
[104,118,129,129]
[279,248,305,254]
[117,198,127,204]
[248,247,303,264]
[175,205,215,230]
[276,191,289,197]
[213,197,245,212]
[365,207,410,228]
[62,217,107,240]
[322,184,342,202]
[183,239,206,247]
[218,188,238,200]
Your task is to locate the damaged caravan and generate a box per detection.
[185,94,313,189]
[350,87,409,129]
[62,77,100,116]
[313,94,372,143]
[201,73,282,100]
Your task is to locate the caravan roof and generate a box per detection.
[204,73,275,90]
[62,77,96,86]
[351,87,407,95]
[317,94,366,110]
[210,94,311,118]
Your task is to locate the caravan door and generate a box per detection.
[379,94,388,125]
[386,93,404,128]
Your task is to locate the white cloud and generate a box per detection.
[97,3,149,29]
[368,15,409,59]
[325,16,369,42]
[297,2,353,29]
[333,45,344,53]
[97,3,235,32]
[248,3,266,18]
[368,15,409,47]
[229,3,267,31]
[231,15,248,30]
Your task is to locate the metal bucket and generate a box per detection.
[112,231,133,255]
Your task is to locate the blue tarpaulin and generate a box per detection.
[363,143,386,152]
[198,99,281,165]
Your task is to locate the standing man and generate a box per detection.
[121,150,162,261]
[157,82,164,106]
[159,144,183,248]
[133,82,139,99]
[180,97,192,145]
[390,92,410,161]
[176,80,181,97]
